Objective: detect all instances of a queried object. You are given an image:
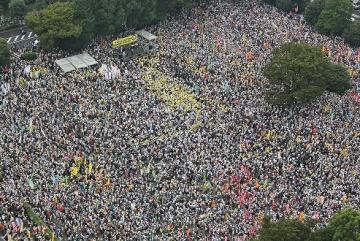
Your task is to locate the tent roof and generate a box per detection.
[135,30,157,41]
[55,52,98,73]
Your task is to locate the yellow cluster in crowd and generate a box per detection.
[144,68,202,113]
[184,56,209,77]
[136,54,231,145]
[69,155,93,179]
[30,66,48,79]
[59,155,112,191]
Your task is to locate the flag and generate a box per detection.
[88,163,93,174]
[28,119,34,133]
[28,178,34,189]
[299,212,305,222]
[26,230,32,238]
[70,167,79,177]
[186,228,191,238]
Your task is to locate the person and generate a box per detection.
[0,0,359,240]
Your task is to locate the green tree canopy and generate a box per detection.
[0,0,10,9]
[315,0,353,36]
[251,209,360,241]
[25,2,83,50]
[304,0,325,26]
[263,0,309,12]
[0,37,10,67]
[292,0,310,12]
[263,43,351,106]
[25,0,199,49]
[275,0,293,12]
[251,216,315,241]
[327,209,360,241]
[343,19,360,47]
[9,0,26,17]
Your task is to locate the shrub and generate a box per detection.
[0,37,10,67]
[9,0,26,17]
[21,51,38,60]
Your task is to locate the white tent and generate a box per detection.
[55,52,98,73]
[135,30,157,41]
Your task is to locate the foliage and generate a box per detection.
[327,208,360,241]
[263,43,351,106]
[251,210,360,241]
[33,0,47,10]
[315,0,353,36]
[343,19,360,47]
[292,0,310,12]
[325,64,352,94]
[94,0,127,35]
[263,0,309,12]
[262,0,276,5]
[21,51,37,60]
[0,0,10,9]
[304,0,325,26]
[0,37,10,67]
[24,203,58,241]
[250,216,315,241]
[24,0,35,4]
[275,0,293,12]
[157,0,193,18]
[25,2,83,50]
[25,0,198,50]
[125,0,158,29]
[9,0,26,17]
[307,227,334,241]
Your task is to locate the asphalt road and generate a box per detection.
[0,26,29,38]
[0,26,37,47]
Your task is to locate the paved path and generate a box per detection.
[0,26,28,38]
[6,31,37,45]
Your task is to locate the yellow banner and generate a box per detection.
[112,35,138,48]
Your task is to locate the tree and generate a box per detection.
[325,64,352,94]
[251,210,360,241]
[72,0,96,48]
[292,0,310,12]
[263,43,351,106]
[125,0,157,29]
[275,0,293,12]
[315,0,353,36]
[9,0,26,17]
[327,209,360,241]
[307,227,333,241]
[263,0,309,12]
[250,216,315,241]
[25,2,83,50]
[0,0,10,9]
[343,19,360,47]
[262,0,276,5]
[304,0,325,26]
[0,37,10,67]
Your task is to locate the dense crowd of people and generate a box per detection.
[1,0,359,240]
[0,16,23,31]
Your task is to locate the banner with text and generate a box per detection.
[112,35,138,48]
